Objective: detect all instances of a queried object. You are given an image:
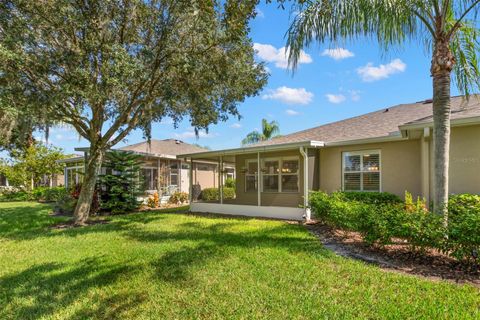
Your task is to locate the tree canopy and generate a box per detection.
[0,0,267,223]
[0,142,66,189]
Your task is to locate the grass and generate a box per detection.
[0,202,479,319]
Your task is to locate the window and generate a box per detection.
[262,159,279,192]
[342,150,381,192]
[142,168,158,190]
[245,160,258,192]
[65,165,84,188]
[281,159,299,192]
[170,161,179,186]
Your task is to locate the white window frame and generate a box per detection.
[244,159,258,193]
[261,156,300,193]
[65,165,84,188]
[169,161,179,187]
[342,150,381,192]
[142,166,158,191]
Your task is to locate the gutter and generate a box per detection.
[399,115,480,137]
[177,140,325,159]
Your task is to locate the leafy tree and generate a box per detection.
[0,0,267,224]
[286,0,480,220]
[0,142,66,189]
[98,151,143,214]
[242,118,280,145]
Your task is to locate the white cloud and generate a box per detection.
[326,94,346,104]
[174,129,216,139]
[230,123,242,129]
[253,43,312,69]
[262,86,314,105]
[321,48,354,60]
[349,90,361,101]
[285,109,300,116]
[255,8,265,18]
[357,59,406,82]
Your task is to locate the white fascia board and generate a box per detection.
[324,134,406,147]
[57,156,84,164]
[399,116,480,131]
[177,140,325,159]
[73,147,176,160]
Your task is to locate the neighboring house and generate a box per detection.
[179,95,480,220]
[60,139,233,199]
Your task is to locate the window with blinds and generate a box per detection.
[342,151,380,192]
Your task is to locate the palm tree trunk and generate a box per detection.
[431,37,454,224]
[73,147,104,225]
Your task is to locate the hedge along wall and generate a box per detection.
[309,191,480,264]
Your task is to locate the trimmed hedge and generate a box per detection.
[309,191,479,264]
[201,187,235,201]
[0,186,68,202]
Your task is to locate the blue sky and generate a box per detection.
[40,3,460,154]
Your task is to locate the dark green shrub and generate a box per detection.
[224,177,236,189]
[201,187,235,201]
[0,189,32,201]
[309,191,480,263]
[338,191,402,204]
[445,194,480,263]
[31,187,48,201]
[43,187,69,202]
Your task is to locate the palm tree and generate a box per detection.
[287,0,480,220]
[242,118,280,145]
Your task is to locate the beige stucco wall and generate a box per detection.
[319,139,422,198]
[437,124,480,195]
[193,163,218,189]
[235,150,304,208]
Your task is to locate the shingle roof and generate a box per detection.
[253,95,480,146]
[118,139,208,156]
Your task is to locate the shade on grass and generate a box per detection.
[0,202,478,319]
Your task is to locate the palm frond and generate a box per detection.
[286,0,425,70]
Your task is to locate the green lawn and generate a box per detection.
[0,202,478,319]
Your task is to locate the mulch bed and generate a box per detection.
[305,221,480,287]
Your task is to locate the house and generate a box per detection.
[61,139,233,200]
[178,95,480,221]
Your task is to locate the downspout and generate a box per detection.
[257,152,261,206]
[300,147,311,221]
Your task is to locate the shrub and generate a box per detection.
[201,187,235,201]
[339,191,402,204]
[224,177,236,189]
[43,187,69,202]
[147,192,159,208]
[445,194,480,263]
[169,191,189,204]
[309,191,480,264]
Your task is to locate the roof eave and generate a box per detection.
[399,115,480,131]
[73,147,176,159]
[177,140,325,159]
[324,134,406,147]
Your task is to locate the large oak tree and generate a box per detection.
[0,0,267,224]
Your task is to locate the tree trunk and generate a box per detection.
[431,36,454,223]
[73,147,104,225]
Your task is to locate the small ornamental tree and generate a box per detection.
[98,150,143,214]
[0,142,66,189]
[0,0,267,224]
